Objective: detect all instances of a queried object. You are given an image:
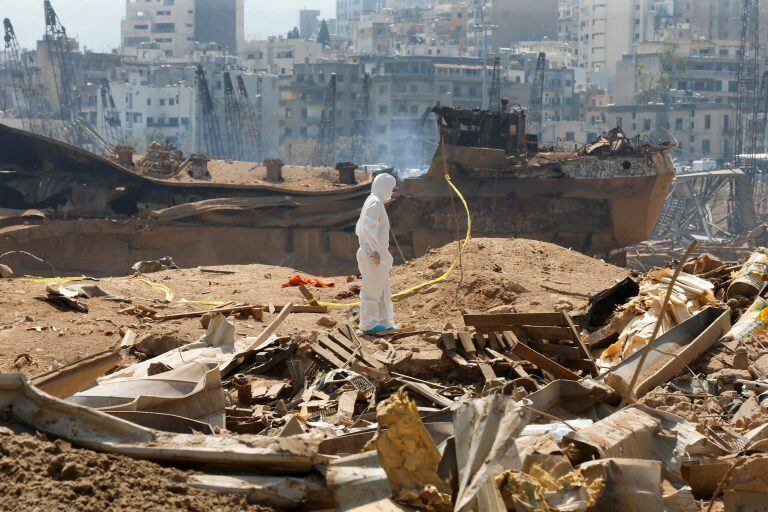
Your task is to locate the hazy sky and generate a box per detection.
[0,0,336,51]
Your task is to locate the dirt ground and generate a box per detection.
[0,237,630,511]
[0,427,272,512]
[0,237,629,376]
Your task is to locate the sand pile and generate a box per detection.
[391,238,630,328]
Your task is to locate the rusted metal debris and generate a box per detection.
[6,249,768,509]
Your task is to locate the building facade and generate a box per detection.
[121,0,244,58]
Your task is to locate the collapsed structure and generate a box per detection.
[0,237,767,510]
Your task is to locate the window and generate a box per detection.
[134,24,149,30]
[643,119,651,131]
[159,99,165,106]
[152,23,175,33]
[702,139,711,154]
[169,98,175,106]
[705,114,711,130]
[146,98,151,106]
[724,115,730,130]
[379,105,388,115]
[616,116,622,128]
[675,118,683,130]
[410,105,418,115]
[377,125,387,134]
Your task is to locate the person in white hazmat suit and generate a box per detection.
[355,173,398,334]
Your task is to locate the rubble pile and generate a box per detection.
[135,141,186,176]
[2,239,768,509]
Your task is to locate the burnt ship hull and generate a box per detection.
[0,123,673,275]
[394,143,675,257]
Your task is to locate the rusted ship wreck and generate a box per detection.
[0,106,674,275]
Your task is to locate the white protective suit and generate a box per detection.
[355,173,397,331]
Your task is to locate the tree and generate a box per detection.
[287,27,300,39]
[317,20,331,46]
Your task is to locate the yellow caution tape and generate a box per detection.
[135,277,174,302]
[318,172,472,308]
[20,275,92,284]
[179,299,232,307]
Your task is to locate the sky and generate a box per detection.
[0,0,336,51]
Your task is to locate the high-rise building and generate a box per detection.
[121,0,244,58]
[577,0,673,87]
[490,0,559,48]
[336,0,380,39]
[299,9,321,39]
[195,0,245,54]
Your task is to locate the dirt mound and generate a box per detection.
[391,238,629,329]
[0,427,271,512]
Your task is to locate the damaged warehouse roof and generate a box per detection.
[1,238,768,510]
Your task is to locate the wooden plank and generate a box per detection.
[464,312,565,328]
[457,332,477,357]
[445,350,471,368]
[527,340,583,360]
[298,284,319,306]
[473,332,487,350]
[487,332,503,351]
[486,348,531,379]
[502,331,580,381]
[273,304,327,314]
[441,333,458,351]
[581,324,620,348]
[563,312,596,366]
[329,333,383,369]
[478,362,496,382]
[242,303,294,352]
[155,303,252,321]
[320,335,359,364]
[521,325,574,341]
[309,342,346,368]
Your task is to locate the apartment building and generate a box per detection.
[577,0,673,87]
[587,101,734,161]
[241,38,326,76]
[614,39,741,105]
[121,0,244,58]
[558,0,580,45]
[94,62,279,158]
[279,61,364,150]
[336,0,380,39]
[365,56,489,166]
[195,0,244,54]
[351,14,393,55]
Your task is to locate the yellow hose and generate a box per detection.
[318,172,472,308]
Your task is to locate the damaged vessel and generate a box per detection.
[0,106,674,275]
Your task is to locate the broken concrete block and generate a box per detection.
[733,347,750,370]
[0,263,14,278]
[750,354,768,379]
